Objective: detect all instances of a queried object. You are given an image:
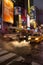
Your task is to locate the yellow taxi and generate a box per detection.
[28,33,43,43]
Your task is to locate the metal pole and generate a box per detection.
[28,0,30,14]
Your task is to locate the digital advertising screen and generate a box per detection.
[3,0,14,24]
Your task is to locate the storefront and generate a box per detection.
[2,0,34,32]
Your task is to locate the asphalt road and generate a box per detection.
[0,34,43,65]
[0,47,25,65]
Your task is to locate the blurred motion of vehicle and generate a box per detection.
[18,28,28,41]
[40,24,43,34]
[3,33,19,41]
[28,33,43,43]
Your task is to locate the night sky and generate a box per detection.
[34,0,43,10]
[34,0,43,24]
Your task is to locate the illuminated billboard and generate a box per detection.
[3,0,14,24]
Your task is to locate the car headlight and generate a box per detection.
[28,36,31,40]
[35,38,39,40]
[4,35,7,38]
[24,36,26,38]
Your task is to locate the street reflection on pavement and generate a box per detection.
[0,38,43,65]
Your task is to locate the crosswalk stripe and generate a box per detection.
[6,56,24,65]
[0,50,8,56]
[0,55,18,65]
[32,62,40,65]
[0,53,16,63]
[14,56,25,61]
